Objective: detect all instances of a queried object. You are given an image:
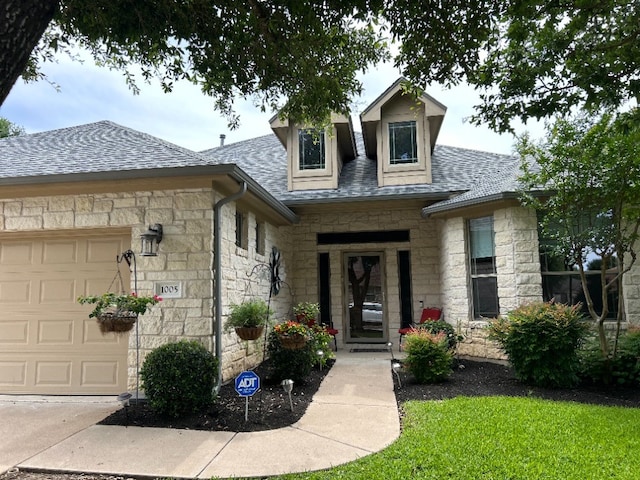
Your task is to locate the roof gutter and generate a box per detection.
[281,191,453,207]
[0,163,298,225]
[212,181,247,394]
[421,189,550,217]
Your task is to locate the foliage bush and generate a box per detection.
[267,328,315,382]
[224,299,272,330]
[403,329,453,384]
[487,302,588,388]
[267,322,334,382]
[140,340,218,418]
[418,320,460,350]
[579,327,640,387]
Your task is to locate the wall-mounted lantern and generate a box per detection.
[140,224,163,256]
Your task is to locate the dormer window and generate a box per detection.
[298,129,325,170]
[389,121,418,165]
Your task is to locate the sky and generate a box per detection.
[0,52,545,155]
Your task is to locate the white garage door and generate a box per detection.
[0,231,131,394]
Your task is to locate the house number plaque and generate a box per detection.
[154,281,183,299]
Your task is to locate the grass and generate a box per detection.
[276,396,640,479]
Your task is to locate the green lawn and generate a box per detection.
[277,396,640,479]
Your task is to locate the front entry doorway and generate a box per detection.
[344,253,386,343]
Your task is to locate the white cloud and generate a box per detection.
[0,53,544,155]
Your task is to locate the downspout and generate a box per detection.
[212,181,247,393]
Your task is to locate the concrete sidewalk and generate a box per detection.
[3,350,400,479]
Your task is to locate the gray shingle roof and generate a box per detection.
[201,133,518,206]
[0,120,217,179]
[0,120,522,213]
[422,156,524,216]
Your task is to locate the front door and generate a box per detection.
[344,253,386,343]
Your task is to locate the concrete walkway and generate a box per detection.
[2,350,400,479]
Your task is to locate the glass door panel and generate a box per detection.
[345,253,385,342]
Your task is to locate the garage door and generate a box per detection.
[0,231,131,394]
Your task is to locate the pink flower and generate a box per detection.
[153,295,163,302]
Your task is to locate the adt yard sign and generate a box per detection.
[235,371,260,397]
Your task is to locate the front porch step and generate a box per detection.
[346,343,392,353]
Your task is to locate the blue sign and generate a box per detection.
[235,370,260,397]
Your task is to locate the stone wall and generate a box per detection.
[494,206,543,312]
[0,188,291,389]
[440,206,543,360]
[282,204,441,348]
[217,201,292,381]
[623,240,640,326]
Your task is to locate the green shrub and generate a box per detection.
[419,320,460,350]
[403,329,453,383]
[224,299,272,330]
[487,302,588,388]
[579,327,640,387]
[140,340,218,418]
[267,322,318,383]
[614,327,640,386]
[309,324,335,369]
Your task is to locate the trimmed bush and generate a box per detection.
[403,329,453,383]
[140,340,218,418]
[418,319,460,350]
[487,302,588,388]
[579,327,640,387]
[267,329,314,382]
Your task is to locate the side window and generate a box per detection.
[255,220,265,256]
[468,216,499,318]
[235,211,248,249]
[298,129,325,170]
[538,215,619,318]
[388,120,417,165]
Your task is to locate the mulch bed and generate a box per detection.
[98,357,640,434]
[99,358,335,432]
[394,358,640,408]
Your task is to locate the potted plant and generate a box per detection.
[224,299,272,340]
[274,320,310,350]
[293,302,320,326]
[77,292,162,334]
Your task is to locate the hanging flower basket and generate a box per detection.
[96,311,137,334]
[235,326,264,341]
[78,292,161,335]
[278,333,308,350]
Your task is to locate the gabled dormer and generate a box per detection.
[270,113,356,191]
[360,78,447,187]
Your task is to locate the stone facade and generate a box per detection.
[6,184,636,390]
[438,205,543,359]
[0,188,291,390]
[282,203,441,347]
[623,240,640,326]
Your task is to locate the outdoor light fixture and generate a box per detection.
[281,379,294,411]
[387,341,394,359]
[140,224,163,256]
[316,349,324,371]
[117,391,132,407]
[391,361,402,389]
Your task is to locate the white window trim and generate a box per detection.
[381,113,426,173]
[467,216,500,319]
[293,128,330,177]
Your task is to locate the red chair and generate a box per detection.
[398,307,443,351]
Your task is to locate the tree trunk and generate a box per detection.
[0,0,58,105]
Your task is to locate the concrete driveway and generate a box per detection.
[0,396,118,474]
